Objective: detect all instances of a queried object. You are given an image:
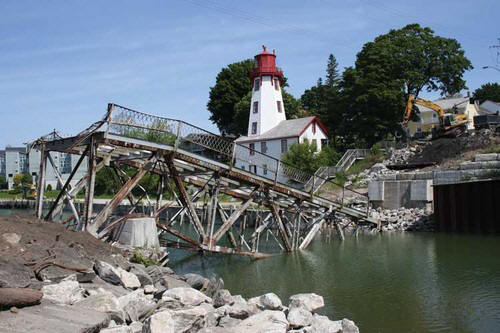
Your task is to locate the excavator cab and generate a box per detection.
[441,114,456,127]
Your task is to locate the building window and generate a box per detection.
[249,143,255,155]
[263,164,268,175]
[277,101,282,113]
[251,122,257,134]
[321,139,328,147]
[303,138,309,144]
[281,139,288,153]
[312,122,316,134]
[274,78,279,90]
[249,165,257,174]
[254,78,260,91]
[312,139,317,150]
[261,141,267,154]
[8,174,12,178]
[60,153,72,174]
[253,101,259,113]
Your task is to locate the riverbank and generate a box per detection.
[0,214,360,332]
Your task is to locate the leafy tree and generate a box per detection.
[95,167,120,195]
[13,173,32,190]
[208,59,302,136]
[281,142,340,174]
[337,23,472,146]
[207,59,254,135]
[325,54,340,87]
[0,176,7,189]
[473,83,500,104]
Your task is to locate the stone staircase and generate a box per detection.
[306,149,371,193]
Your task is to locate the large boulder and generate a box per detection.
[42,279,85,305]
[116,267,141,290]
[128,264,153,286]
[213,289,233,308]
[145,265,174,284]
[288,293,324,312]
[233,310,288,333]
[184,273,208,290]
[75,291,125,324]
[0,258,31,288]
[218,299,259,320]
[258,293,282,310]
[340,318,360,333]
[160,275,191,290]
[287,307,313,329]
[94,261,122,285]
[160,287,212,309]
[166,304,214,333]
[142,310,175,333]
[304,314,342,333]
[117,289,156,322]
[218,315,242,328]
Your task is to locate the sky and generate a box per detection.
[0,0,499,146]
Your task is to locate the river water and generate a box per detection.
[170,232,500,333]
[2,209,499,332]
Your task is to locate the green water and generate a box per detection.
[170,232,500,333]
[2,209,499,332]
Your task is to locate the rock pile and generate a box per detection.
[0,257,360,333]
[372,207,434,232]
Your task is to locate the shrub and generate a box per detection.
[130,250,159,267]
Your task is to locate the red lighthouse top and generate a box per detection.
[250,45,284,84]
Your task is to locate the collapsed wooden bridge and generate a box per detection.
[33,104,377,258]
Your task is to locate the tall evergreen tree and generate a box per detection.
[325,54,340,87]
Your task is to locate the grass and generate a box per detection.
[486,143,500,154]
[130,250,159,267]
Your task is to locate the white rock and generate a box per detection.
[213,289,233,308]
[233,310,288,333]
[2,233,21,245]
[75,291,125,323]
[259,293,282,310]
[142,310,175,333]
[160,287,211,309]
[341,318,360,333]
[144,284,157,294]
[304,314,342,333]
[118,289,156,322]
[94,261,122,285]
[287,307,313,328]
[42,279,85,305]
[116,267,141,290]
[289,293,324,312]
[100,326,132,333]
[129,321,143,333]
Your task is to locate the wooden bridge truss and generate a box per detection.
[33,104,377,258]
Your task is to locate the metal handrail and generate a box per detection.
[105,104,371,215]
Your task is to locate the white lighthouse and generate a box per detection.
[247,45,286,136]
[235,46,329,178]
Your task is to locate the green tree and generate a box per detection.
[0,176,7,190]
[473,83,500,104]
[338,23,472,146]
[208,60,302,136]
[13,173,32,190]
[207,59,254,136]
[325,54,340,87]
[281,142,340,174]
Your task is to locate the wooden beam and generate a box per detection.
[45,154,80,224]
[35,144,47,219]
[299,207,332,250]
[212,192,255,243]
[87,156,156,235]
[166,155,206,238]
[83,138,97,230]
[269,203,292,252]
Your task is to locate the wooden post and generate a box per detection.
[299,207,332,250]
[35,144,47,219]
[269,203,292,252]
[45,154,80,224]
[89,156,155,236]
[205,176,219,249]
[83,138,97,230]
[166,155,206,238]
[212,195,254,243]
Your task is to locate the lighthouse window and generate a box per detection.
[274,78,279,90]
[251,122,257,134]
[249,143,255,155]
[277,101,282,113]
[254,79,260,91]
[253,101,259,114]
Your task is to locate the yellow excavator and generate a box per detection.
[397,94,469,141]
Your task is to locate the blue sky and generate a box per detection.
[1,0,498,146]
